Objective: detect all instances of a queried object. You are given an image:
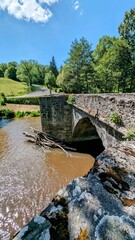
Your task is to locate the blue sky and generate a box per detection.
[0,0,134,68]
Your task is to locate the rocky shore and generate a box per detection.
[14,141,135,240]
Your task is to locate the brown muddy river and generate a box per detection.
[0,117,94,240]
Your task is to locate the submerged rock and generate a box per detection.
[13,141,135,240]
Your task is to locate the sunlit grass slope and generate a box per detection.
[0,78,28,97]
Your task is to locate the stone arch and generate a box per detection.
[72,117,100,141]
[72,117,105,157]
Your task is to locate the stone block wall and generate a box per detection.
[39,95,73,142]
[74,93,135,129]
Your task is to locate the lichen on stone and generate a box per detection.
[95,215,135,240]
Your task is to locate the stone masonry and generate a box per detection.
[39,93,135,148]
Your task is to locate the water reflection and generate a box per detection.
[0,117,94,240]
[0,119,12,128]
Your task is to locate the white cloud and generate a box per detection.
[0,0,58,23]
[73,0,79,11]
[39,0,58,5]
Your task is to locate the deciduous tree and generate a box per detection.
[16,60,45,86]
[56,65,74,93]
[0,63,7,77]
[93,38,132,92]
[118,8,135,53]
[4,62,18,80]
[45,70,56,94]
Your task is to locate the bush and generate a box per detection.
[5,109,15,118]
[109,112,122,124]
[15,110,40,118]
[6,97,39,105]
[0,92,7,105]
[124,129,135,141]
[30,110,40,117]
[1,92,7,101]
[0,109,6,118]
[25,111,31,116]
[67,94,75,105]
[0,99,6,106]
[15,111,25,118]
[0,109,15,118]
[0,109,40,119]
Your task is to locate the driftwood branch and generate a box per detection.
[23,128,76,157]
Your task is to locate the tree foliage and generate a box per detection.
[118,8,135,53]
[118,8,135,92]
[93,36,114,63]
[16,60,45,86]
[45,70,56,94]
[4,62,18,80]
[16,60,33,86]
[0,63,7,77]
[57,37,94,93]
[93,37,132,92]
[56,65,75,92]
[50,56,59,78]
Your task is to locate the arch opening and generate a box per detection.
[71,117,105,157]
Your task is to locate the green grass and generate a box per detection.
[15,110,40,118]
[0,78,28,97]
[30,110,40,117]
[0,109,40,119]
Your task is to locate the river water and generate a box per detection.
[0,117,94,240]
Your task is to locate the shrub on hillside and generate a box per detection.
[0,99,6,106]
[15,111,25,118]
[0,109,15,118]
[6,97,39,105]
[0,92,7,105]
[30,110,40,117]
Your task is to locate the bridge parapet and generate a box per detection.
[74,93,135,129]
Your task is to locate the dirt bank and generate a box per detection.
[0,104,40,112]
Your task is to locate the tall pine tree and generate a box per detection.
[65,37,94,93]
[49,56,59,78]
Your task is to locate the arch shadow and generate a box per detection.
[71,117,105,157]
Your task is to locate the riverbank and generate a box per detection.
[0,104,40,119]
[0,103,40,112]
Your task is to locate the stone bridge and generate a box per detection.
[39,94,135,149]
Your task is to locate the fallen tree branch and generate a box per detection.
[23,128,76,157]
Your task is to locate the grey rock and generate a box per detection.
[14,216,51,240]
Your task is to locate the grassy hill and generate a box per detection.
[0,78,28,97]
